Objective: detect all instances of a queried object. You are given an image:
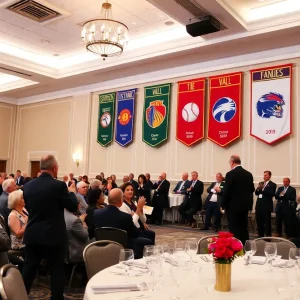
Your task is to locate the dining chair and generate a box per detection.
[197,234,219,254]
[83,240,123,279]
[253,237,296,259]
[0,264,29,300]
[94,227,128,248]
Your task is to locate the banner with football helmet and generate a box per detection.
[207,72,242,147]
[97,92,116,147]
[143,83,171,147]
[250,64,292,144]
[176,78,205,146]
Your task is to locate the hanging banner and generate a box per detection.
[176,78,205,146]
[115,88,137,147]
[208,72,242,147]
[250,64,292,144]
[97,92,116,146]
[143,83,171,147]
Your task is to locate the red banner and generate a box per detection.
[176,78,205,146]
[208,72,242,147]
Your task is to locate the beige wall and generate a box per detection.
[10,57,300,192]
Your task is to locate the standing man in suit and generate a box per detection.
[145,173,153,189]
[15,170,24,189]
[22,154,78,300]
[255,171,277,237]
[172,172,189,194]
[178,171,203,228]
[152,172,170,225]
[221,155,255,245]
[202,173,224,232]
[275,178,297,238]
[129,173,139,191]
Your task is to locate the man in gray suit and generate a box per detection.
[64,199,89,263]
[172,172,189,194]
[76,181,88,214]
[0,179,17,227]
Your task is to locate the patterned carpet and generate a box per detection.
[28,224,244,299]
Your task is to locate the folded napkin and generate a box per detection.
[251,256,267,265]
[273,260,295,268]
[91,283,145,294]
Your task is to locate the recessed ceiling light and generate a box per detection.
[165,21,174,26]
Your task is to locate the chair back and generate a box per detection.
[83,240,123,279]
[253,237,296,259]
[95,227,128,248]
[0,264,29,300]
[197,234,219,254]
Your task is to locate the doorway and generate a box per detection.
[30,161,40,178]
[0,161,6,173]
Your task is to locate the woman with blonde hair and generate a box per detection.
[8,190,28,249]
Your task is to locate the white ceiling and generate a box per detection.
[0,0,300,102]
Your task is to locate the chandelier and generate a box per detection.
[81,1,129,60]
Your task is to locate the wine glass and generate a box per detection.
[264,242,277,272]
[170,260,189,300]
[289,248,300,267]
[185,239,198,264]
[119,249,134,282]
[244,240,257,267]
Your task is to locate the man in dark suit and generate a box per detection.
[15,170,24,188]
[68,172,78,187]
[202,173,224,231]
[255,170,277,237]
[275,178,297,238]
[145,173,153,189]
[152,172,170,225]
[129,173,139,191]
[179,171,203,228]
[172,172,189,194]
[221,155,255,245]
[22,155,78,300]
[94,188,153,258]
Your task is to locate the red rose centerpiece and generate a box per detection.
[208,232,244,292]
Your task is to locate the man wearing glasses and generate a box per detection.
[76,181,88,214]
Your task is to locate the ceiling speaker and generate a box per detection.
[186,15,221,37]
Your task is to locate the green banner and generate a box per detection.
[97,92,116,146]
[143,83,171,147]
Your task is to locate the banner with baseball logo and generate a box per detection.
[250,64,292,144]
[142,83,171,147]
[176,78,205,146]
[97,92,116,146]
[208,72,242,147]
[115,88,137,147]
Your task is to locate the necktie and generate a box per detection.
[84,196,88,204]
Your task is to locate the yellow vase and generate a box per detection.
[214,263,231,292]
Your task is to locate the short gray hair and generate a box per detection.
[90,179,101,189]
[8,190,23,209]
[77,181,87,189]
[40,154,57,170]
[3,179,15,192]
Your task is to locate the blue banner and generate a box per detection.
[115,88,137,146]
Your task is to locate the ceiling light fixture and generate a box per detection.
[81,1,129,60]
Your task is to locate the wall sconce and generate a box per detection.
[72,152,81,167]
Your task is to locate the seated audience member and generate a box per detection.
[0,179,17,227]
[129,173,139,191]
[76,181,88,214]
[82,175,90,185]
[8,174,14,180]
[202,173,224,232]
[78,175,83,182]
[152,173,170,225]
[172,172,189,194]
[8,190,28,249]
[69,173,77,186]
[120,182,155,243]
[0,215,11,268]
[86,189,107,239]
[100,172,105,179]
[123,175,129,183]
[94,188,153,259]
[64,199,89,262]
[179,171,203,228]
[103,182,112,196]
[90,179,102,190]
[111,175,118,189]
[95,175,102,181]
[23,177,32,186]
[136,174,152,205]
[63,175,69,187]
[145,173,153,189]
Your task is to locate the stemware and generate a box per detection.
[289,248,300,267]
[244,240,257,266]
[119,249,134,282]
[185,239,198,263]
[264,242,277,272]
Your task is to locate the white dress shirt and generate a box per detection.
[119,201,147,229]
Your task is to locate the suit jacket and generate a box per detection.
[16,176,24,187]
[183,180,203,211]
[275,185,296,213]
[68,178,78,187]
[204,181,225,209]
[136,181,151,204]
[23,173,78,245]
[64,210,89,263]
[221,166,255,212]
[94,205,139,240]
[130,180,139,192]
[0,192,11,228]
[255,180,277,213]
[76,193,88,214]
[147,180,153,190]
[152,180,170,209]
[173,180,189,195]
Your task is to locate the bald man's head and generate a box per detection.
[182,172,188,181]
[108,188,123,207]
[229,155,241,169]
[161,172,166,180]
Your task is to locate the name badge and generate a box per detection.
[259,194,263,198]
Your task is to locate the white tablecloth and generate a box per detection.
[164,194,185,222]
[84,257,292,300]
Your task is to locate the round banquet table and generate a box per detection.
[84,257,292,300]
[163,194,185,223]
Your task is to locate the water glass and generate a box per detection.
[119,249,134,282]
[264,242,277,272]
[244,240,257,266]
[289,248,300,267]
[185,239,198,263]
